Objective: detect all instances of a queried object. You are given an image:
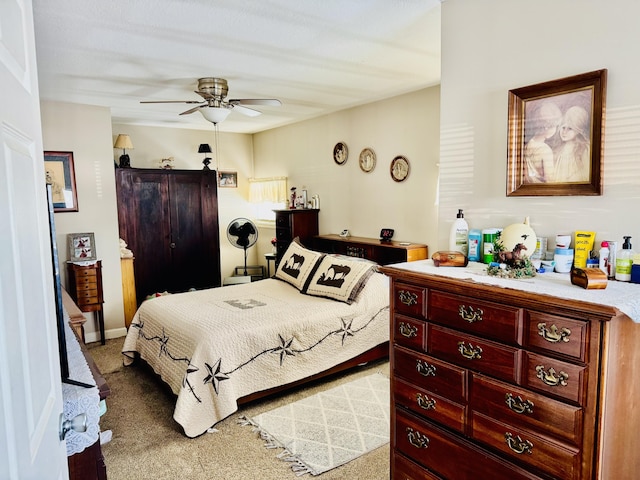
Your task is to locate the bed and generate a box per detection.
[122,239,390,437]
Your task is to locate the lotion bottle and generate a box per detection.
[615,236,635,282]
[598,241,609,275]
[449,209,469,256]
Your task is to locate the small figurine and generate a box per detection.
[290,187,297,209]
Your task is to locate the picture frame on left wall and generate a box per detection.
[67,232,97,262]
[44,151,78,212]
[219,171,238,188]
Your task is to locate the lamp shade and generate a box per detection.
[200,107,231,124]
[198,144,212,153]
[114,134,134,150]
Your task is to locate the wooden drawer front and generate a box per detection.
[275,227,292,244]
[428,325,520,383]
[393,314,426,351]
[471,412,581,480]
[395,409,545,480]
[429,291,522,345]
[393,346,466,403]
[393,452,443,480]
[393,282,426,318]
[275,214,291,229]
[395,378,466,433]
[470,374,583,445]
[522,352,586,404]
[75,278,97,290]
[75,289,99,304]
[525,311,588,362]
[74,267,97,278]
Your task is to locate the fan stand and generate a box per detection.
[241,245,249,276]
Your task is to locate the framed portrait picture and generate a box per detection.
[67,232,97,262]
[506,69,607,196]
[218,171,238,188]
[44,151,78,212]
[333,142,348,165]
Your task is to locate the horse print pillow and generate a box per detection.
[304,255,375,304]
[275,238,325,291]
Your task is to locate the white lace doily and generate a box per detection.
[61,319,101,456]
[389,260,640,323]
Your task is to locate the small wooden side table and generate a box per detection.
[67,260,105,345]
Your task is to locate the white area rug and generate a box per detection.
[240,373,390,476]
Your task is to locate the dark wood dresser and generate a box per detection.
[274,209,319,264]
[380,261,640,480]
[313,234,427,265]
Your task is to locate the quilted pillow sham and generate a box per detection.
[304,255,375,304]
[274,238,324,291]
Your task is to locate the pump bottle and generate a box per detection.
[598,241,609,275]
[615,236,635,282]
[449,209,469,256]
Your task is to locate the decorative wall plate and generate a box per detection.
[390,155,410,182]
[333,142,348,165]
[359,148,376,173]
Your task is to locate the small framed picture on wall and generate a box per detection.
[218,171,238,188]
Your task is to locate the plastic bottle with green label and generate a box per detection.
[615,236,635,282]
[449,209,469,256]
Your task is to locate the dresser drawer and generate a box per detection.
[395,378,466,433]
[427,325,520,383]
[393,282,426,318]
[470,373,583,445]
[393,452,443,480]
[393,314,426,351]
[471,412,581,480]
[75,289,99,304]
[393,346,467,403]
[74,268,97,279]
[525,311,589,362]
[275,228,292,244]
[275,214,291,229]
[428,291,523,345]
[522,352,587,404]
[75,279,97,290]
[395,409,545,480]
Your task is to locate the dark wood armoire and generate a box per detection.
[115,168,221,304]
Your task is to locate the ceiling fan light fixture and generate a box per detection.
[200,107,231,124]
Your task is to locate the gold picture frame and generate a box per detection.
[506,69,607,196]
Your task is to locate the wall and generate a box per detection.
[41,101,125,342]
[253,87,441,252]
[110,123,255,280]
[439,0,640,252]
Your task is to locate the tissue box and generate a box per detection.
[631,264,640,284]
[570,267,608,289]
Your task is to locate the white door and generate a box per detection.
[0,0,68,479]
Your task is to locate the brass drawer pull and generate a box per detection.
[537,322,571,343]
[457,341,483,360]
[505,432,533,455]
[398,322,418,338]
[416,359,436,377]
[458,305,483,323]
[398,290,418,307]
[535,365,569,387]
[416,393,436,410]
[505,393,534,414]
[406,427,430,449]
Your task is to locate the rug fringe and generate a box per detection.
[238,415,316,476]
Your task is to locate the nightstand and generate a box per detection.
[67,260,105,345]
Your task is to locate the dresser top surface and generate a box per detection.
[380,260,640,324]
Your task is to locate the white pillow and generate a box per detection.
[275,239,325,291]
[304,255,375,304]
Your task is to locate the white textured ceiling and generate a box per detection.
[32,0,441,134]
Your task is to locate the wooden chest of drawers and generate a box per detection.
[380,262,640,480]
[67,261,105,344]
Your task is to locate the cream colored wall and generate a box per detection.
[41,101,125,342]
[110,123,255,280]
[439,0,640,252]
[253,87,441,252]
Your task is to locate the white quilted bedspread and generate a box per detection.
[122,273,389,438]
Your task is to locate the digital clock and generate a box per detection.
[380,228,394,241]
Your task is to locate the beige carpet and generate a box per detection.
[87,338,390,480]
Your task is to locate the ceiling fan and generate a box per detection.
[140,77,282,124]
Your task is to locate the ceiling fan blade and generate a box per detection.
[229,99,282,107]
[140,100,203,104]
[231,105,262,117]
[179,105,205,116]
